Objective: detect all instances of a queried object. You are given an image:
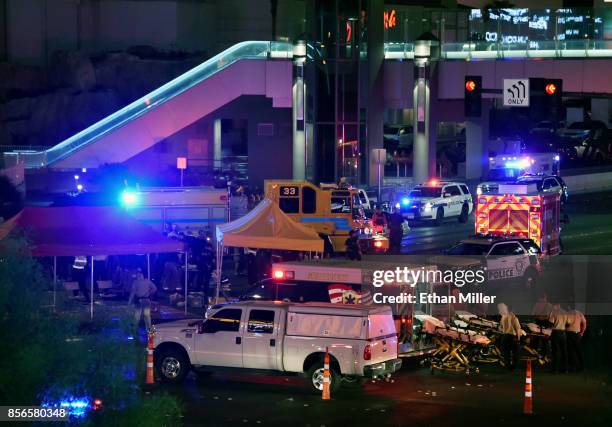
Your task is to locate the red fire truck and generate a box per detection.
[475,183,561,256]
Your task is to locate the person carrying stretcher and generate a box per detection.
[498,303,521,371]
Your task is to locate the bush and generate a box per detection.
[0,237,183,425]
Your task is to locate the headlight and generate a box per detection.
[476,187,482,195]
[423,202,433,211]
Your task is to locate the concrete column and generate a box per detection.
[292,62,306,180]
[591,98,610,125]
[412,67,431,184]
[465,99,490,180]
[428,63,439,179]
[366,0,385,187]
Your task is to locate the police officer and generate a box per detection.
[128,272,157,331]
[566,304,587,372]
[549,302,569,373]
[387,207,404,254]
[498,303,521,371]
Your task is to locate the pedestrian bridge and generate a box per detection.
[6,37,612,170]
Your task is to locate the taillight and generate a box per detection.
[363,344,372,360]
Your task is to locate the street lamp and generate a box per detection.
[412,32,439,184]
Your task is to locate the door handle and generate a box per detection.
[270,339,276,347]
[235,336,241,345]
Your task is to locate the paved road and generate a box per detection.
[164,361,612,427]
[401,191,612,255]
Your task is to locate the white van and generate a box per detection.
[153,300,401,392]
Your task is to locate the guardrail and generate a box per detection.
[384,39,612,60]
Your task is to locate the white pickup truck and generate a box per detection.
[153,301,401,392]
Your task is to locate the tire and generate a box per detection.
[155,347,190,384]
[458,204,469,223]
[306,362,342,394]
[434,207,444,226]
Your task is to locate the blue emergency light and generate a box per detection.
[504,158,531,169]
[121,191,138,207]
[401,197,410,206]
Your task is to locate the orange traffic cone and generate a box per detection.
[322,347,331,400]
[146,332,154,384]
[523,359,533,415]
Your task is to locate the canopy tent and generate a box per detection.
[216,198,324,252]
[215,198,323,302]
[0,206,185,317]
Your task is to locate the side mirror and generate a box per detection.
[443,193,451,198]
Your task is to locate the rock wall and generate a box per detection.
[0,49,205,147]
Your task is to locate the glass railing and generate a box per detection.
[383,7,612,60]
[19,41,292,168]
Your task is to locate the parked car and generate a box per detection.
[557,120,607,141]
[153,301,401,392]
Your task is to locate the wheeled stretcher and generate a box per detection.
[454,311,551,366]
[416,314,490,374]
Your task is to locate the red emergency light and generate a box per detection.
[545,83,557,95]
[374,240,383,248]
[465,80,477,92]
[273,270,284,279]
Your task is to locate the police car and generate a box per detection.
[434,236,542,287]
[396,180,473,225]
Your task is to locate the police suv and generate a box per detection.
[397,180,473,225]
[434,236,542,287]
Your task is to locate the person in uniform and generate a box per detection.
[549,302,569,373]
[566,304,587,372]
[128,272,157,331]
[498,303,522,371]
[387,208,405,254]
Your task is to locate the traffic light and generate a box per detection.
[464,75,482,118]
[529,78,563,122]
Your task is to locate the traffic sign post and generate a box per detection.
[503,79,530,107]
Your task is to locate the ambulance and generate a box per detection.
[264,180,389,253]
[477,153,560,195]
[239,257,450,358]
[475,183,561,256]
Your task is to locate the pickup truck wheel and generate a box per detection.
[156,348,190,384]
[307,363,341,394]
[458,204,469,223]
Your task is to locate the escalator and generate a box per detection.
[17,41,293,170]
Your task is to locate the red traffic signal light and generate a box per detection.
[545,83,557,95]
[465,80,477,92]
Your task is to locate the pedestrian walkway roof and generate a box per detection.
[0,206,184,256]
